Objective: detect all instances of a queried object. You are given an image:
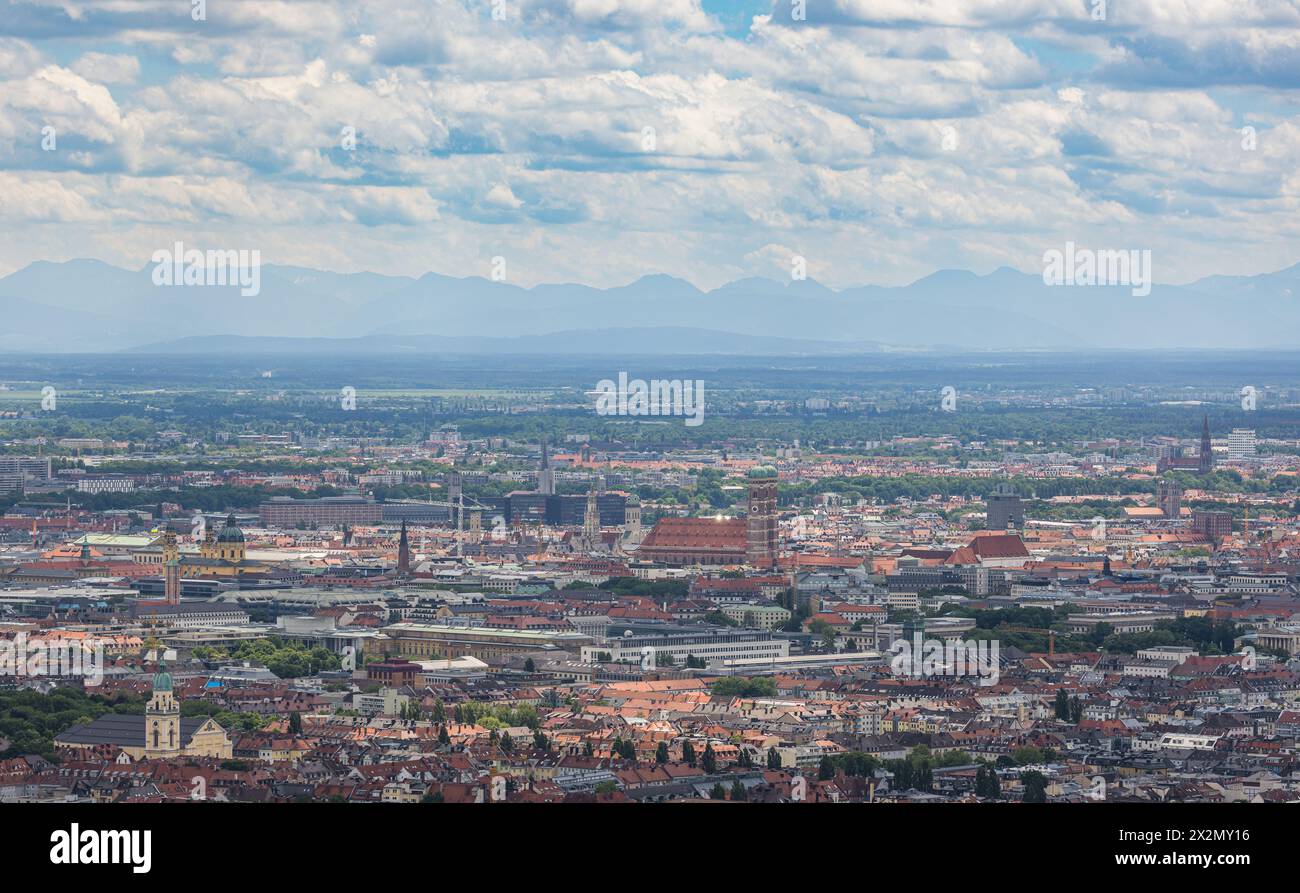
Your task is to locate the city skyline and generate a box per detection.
[1,0,1298,861]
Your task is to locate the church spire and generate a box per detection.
[1199,414,1214,474]
[397,520,411,575]
[146,656,180,757]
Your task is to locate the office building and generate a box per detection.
[259,496,383,526]
[0,456,51,494]
[504,492,626,527]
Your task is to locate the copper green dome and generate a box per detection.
[747,465,777,479]
[216,513,244,543]
[152,661,173,693]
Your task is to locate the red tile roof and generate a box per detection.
[639,517,747,550]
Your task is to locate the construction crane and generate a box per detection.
[1003,626,1058,658]
[406,492,497,560]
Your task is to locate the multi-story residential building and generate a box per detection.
[1228,428,1257,459]
[75,475,134,494]
[719,603,792,630]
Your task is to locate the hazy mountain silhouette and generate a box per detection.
[0,258,1293,353]
[126,328,889,356]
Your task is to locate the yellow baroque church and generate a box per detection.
[55,663,232,761]
[162,514,269,579]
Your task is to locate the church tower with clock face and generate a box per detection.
[145,661,181,758]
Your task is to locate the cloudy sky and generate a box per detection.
[1,0,1298,288]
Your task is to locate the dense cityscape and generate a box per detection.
[2,354,1299,809]
[4,0,1295,872]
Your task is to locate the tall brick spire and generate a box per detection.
[397,520,410,575]
[1199,414,1214,474]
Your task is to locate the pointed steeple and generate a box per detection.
[397,520,411,574]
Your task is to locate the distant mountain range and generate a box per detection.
[126,328,890,356]
[1,258,1297,353]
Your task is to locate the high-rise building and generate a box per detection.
[507,492,626,526]
[0,456,51,494]
[986,483,1024,531]
[1200,415,1215,474]
[1228,428,1256,459]
[745,466,778,565]
[1156,479,1183,519]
